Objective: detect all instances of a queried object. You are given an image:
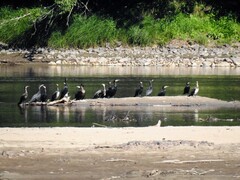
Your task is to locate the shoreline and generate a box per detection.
[1,43,240,179]
[0,43,240,67]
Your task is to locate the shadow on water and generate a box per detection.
[0,65,240,127]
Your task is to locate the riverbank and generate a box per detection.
[1,41,240,67]
[1,43,240,179]
[1,126,240,179]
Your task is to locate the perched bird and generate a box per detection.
[75,84,86,100]
[28,84,45,103]
[106,81,112,98]
[51,84,60,101]
[23,47,37,62]
[134,81,143,97]
[40,85,47,102]
[158,85,169,96]
[188,81,199,97]
[60,78,68,99]
[106,79,119,98]
[93,84,106,99]
[17,86,29,106]
[183,82,190,95]
[146,79,154,96]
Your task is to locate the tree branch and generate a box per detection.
[0,13,31,26]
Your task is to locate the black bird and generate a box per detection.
[146,79,154,96]
[51,84,60,101]
[60,78,68,99]
[75,84,86,100]
[18,86,29,106]
[40,85,47,102]
[134,81,143,97]
[188,81,199,97]
[23,47,37,61]
[93,84,106,99]
[158,85,169,96]
[183,82,190,95]
[28,84,45,103]
[106,79,119,98]
[106,81,112,98]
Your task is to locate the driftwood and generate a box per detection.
[92,123,107,127]
[47,97,72,106]
[25,97,72,106]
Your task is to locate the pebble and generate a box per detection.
[0,43,239,67]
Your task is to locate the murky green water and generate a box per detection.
[0,65,240,127]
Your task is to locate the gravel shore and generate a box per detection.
[1,42,240,67]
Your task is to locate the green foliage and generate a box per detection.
[54,0,77,12]
[49,15,118,48]
[48,12,240,48]
[159,13,240,45]
[0,7,42,43]
[1,1,240,48]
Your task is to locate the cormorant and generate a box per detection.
[75,84,86,100]
[28,84,45,103]
[188,81,199,97]
[183,82,190,95]
[60,78,68,99]
[93,84,106,99]
[23,47,37,61]
[51,84,60,101]
[17,86,29,106]
[134,81,143,97]
[106,79,119,98]
[146,79,154,96]
[40,85,47,102]
[158,85,169,96]
[106,81,112,98]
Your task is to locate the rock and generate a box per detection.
[215,61,230,67]
[202,61,212,67]
[56,60,62,65]
[48,61,56,65]
[231,57,240,66]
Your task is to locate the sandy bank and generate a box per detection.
[1,126,240,179]
[1,126,240,149]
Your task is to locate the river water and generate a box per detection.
[0,65,240,127]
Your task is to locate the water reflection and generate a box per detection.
[1,65,240,77]
[8,103,240,127]
[1,64,240,127]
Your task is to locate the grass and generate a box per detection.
[49,13,239,48]
[0,6,239,48]
[48,15,118,48]
[0,7,42,43]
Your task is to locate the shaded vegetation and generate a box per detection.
[0,0,239,48]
